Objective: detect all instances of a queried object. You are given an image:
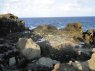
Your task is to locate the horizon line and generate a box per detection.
[20,16,95,18]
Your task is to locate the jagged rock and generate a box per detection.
[0,13,25,37]
[64,22,83,32]
[17,38,41,60]
[62,22,83,42]
[83,29,95,44]
[36,57,60,68]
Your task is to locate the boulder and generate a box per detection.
[88,53,95,70]
[17,38,41,60]
[52,63,61,71]
[0,13,25,37]
[9,57,16,66]
[72,51,95,71]
[36,57,59,68]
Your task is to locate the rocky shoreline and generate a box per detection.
[0,13,95,71]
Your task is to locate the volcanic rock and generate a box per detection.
[62,22,83,42]
[36,57,60,68]
[83,29,95,44]
[0,13,25,37]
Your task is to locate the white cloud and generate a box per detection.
[0,0,95,17]
[8,0,19,2]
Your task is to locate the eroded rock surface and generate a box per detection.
[17,38,41,60]
[0,13,25,37]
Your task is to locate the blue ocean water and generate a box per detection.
[21,17,95,31]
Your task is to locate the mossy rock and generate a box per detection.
[32,24,59,36]
[64,22,83,33]
[61,22,83,42]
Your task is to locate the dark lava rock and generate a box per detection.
[0,13,25,37]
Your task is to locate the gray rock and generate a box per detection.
[17,38,41,60]
[36,57,60,68]
[9,57,16,66]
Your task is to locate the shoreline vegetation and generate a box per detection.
[0,13,95,71]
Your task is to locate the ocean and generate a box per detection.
[21,17,95,31]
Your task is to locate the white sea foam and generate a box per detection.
[29,26,36,30]
[36,38,45,43]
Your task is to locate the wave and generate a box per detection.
[29,26,36,30]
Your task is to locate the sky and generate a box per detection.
[0,0,95,17]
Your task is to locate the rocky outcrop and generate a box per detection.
[83,29,95,45]
[17,38,41,60]
[93,30,95,45]
[0,13,25,37]
[32,24,58,36]
[32,23,83,48]
[32,23,91,62]
[63,22,82,33]
[61,22,83,42]
[64,22,82,32]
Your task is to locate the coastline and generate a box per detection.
[0,13,95,71]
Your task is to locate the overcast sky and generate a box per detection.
[0,0,95,17]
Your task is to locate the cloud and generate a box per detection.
[8,0,19,2]
[0,0,95,17]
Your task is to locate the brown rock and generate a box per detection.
[88,53,95,70]
[61,22,83,42]
[83,29,94,44]
[65,22,83,33]
[32,24,58,36]
[52,63,61,71]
